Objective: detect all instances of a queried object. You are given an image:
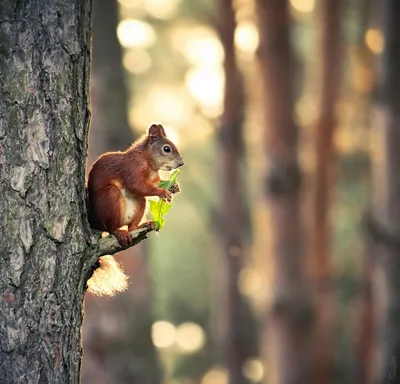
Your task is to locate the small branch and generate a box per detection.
[95,227,154,257]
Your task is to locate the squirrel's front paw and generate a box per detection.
[160,190,173,203]
[139,221,156,231]
[169,183,180,194]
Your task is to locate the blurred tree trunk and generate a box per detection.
[311,1,342,383]
[0,0,92,382]
[355,242,375,384]
[255,1,314,383]
[216,0,255,383]
[87,0,132,154]
[355,3,375,381]
[82,1,161,383]
[370,0,400,382]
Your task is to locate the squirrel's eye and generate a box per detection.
[163,145,171,153]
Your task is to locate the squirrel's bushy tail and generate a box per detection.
[87,255,128,296]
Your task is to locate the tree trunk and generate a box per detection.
[82,1,161,382]
[217,0,255,383]
[0,0,92,382]
[311,1,342,382]
[0,1,150,383]
[255,1,314,383]
[355,239,375,384]
[370,0,400,382]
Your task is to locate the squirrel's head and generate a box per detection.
[147,124,184,171]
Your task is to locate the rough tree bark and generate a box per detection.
[370,0,400,382]
[217,0,254,383]
[311,1,342,382]
[0,1,150,383]
[255,1,314,383]
[83,1,161,382]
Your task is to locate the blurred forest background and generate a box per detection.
[82,0,400,383]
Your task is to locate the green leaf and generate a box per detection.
[149,169,180,231]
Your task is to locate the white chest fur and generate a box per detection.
[121,188,137,225]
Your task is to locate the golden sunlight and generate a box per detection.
[290,0,315,13]
[151,321,177,348]
[171,25,224,68]
[129,86,193,129]
[242,358,264,382]
[294,95,317,126]
[117,19,156,48]
[118,0,142,9]
[144,0,180,19]
[185,67,224,118]
[201,368,229,384]
[118,0,143,8]
[353,65,374,94]
[123,48,152,74]
[238,268,262,297]
[235,20,259,54]
[184,37,224,68]
[149,89,189,124]
[175,322,206,353]
[365,28,384,54]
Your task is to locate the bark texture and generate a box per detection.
[311,1,342,382]
[83,1,161,382]
[371,0,400,382]
[255,1,314,383]
[0,1,150,383]
[0,0,92,383]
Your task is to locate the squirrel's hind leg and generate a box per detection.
[127,198,147,231]
[110,229,132,248]
[90,184,133,246]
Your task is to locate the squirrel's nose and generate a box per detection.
[178,161,184,167]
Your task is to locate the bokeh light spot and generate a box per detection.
[118,0,142,9]
[123,48,151,74]
[145,0,180,19]
[184,37,224,67]
[202,368,229,384]
[117,19,156,48]
[365,28,384,54]
[290,0,315,13]
[151,320,176,348]
[175,322,206,353]
[235,20,259,54]
[238,268,262,297]
[242,358,264,382]
[185,67,224,117]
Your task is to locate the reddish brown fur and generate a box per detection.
[87,124,183,246]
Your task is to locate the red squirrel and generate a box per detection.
[87,124,184,247]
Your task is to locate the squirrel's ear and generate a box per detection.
[157,124,167,137]
[148,124,165,143]
[148,124,159,143]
